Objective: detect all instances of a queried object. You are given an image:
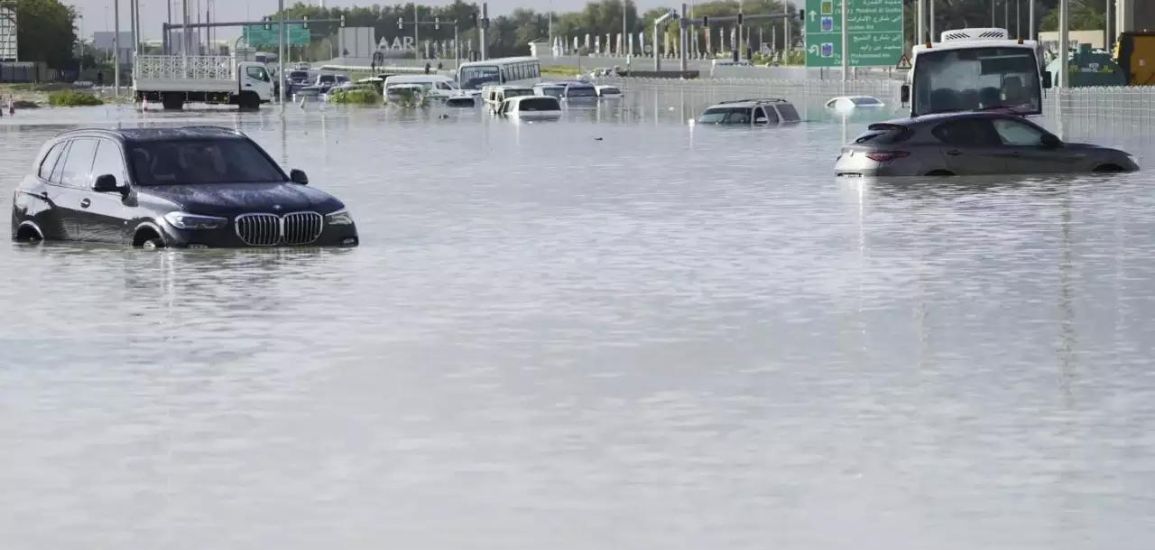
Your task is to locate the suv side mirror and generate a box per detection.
[1043,71,1053,89]
[289,169,309,185]
[1041,133,1062,149]
[92,174,124,194]
[900,84,911,104]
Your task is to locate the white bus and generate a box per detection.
[457,57,541,91]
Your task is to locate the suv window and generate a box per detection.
[776,103,801,122]
[932,118,1002,147]
[59,138,98,188]
[92,140,128,185]
[38,143,65,180]
[725,108,751,124]
[992,118,1046,146]
[757,106,779,124]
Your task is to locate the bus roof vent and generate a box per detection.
[941,28,1010,42]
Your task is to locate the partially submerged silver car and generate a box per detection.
[835,112,1139,177]
[697,98,802,126]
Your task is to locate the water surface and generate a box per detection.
[1,93,1153,549]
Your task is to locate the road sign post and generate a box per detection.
[804,0,903,69]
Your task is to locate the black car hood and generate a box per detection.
[140,182,343,215]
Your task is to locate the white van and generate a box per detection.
[382,75,464,103]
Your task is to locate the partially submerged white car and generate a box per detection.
[826,96,886,112]
[496,96,562,122]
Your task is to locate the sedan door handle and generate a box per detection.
[80,198,91,209]
[946,150,962,156]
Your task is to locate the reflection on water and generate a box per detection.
[1,91,1154,550]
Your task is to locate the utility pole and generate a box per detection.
[479,3,488,60]
[1058,0,1068,88]
[114,0,120,96]
[1106,0,1112,51]
[1004,0,1009,30]
[1029,0,1035,39]
[992,0,996,27]
[784,0,790,59]
[166,0,172,53]
[680,3,688,73]
[929,0,935,39]
[414,5,420,61]
[622,0,629,56]
[278,0,285,106]
[917,0,924,43]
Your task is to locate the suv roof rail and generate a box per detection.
[718,97,789,105]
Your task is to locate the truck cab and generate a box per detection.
[903,28,1051,117]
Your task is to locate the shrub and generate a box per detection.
[328,87,381,105]
[47,90,103,106]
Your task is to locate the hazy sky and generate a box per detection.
[75,1,672,39]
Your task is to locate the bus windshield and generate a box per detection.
[459,66,500,89]
[912,47,1041,116]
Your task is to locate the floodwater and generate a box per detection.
[1,91,1154,550]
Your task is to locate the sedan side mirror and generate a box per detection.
[1043,71,1054,89]
[1041,134,1062,149]
[92,174,126,195]
[289,169,309,185]
[900,84,911,104]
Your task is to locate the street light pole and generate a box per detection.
[113,0,120,96]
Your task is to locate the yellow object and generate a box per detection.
[1115,32,1155,85]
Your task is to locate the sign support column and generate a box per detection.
[840,0,848,83]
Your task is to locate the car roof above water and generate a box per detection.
[707,97,792,109]
[55,126,246,144]
[880,110,1032,128]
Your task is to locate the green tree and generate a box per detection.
[1040,0,1105,31]
[15,0,78,69]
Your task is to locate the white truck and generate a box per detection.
[901,28,1051,117]
[134,55,275,111]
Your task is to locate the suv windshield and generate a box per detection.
[912,47,1042,116]
[129,139,284,186]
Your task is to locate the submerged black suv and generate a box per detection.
[11,127,358,248]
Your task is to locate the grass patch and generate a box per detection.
[47,90,104,107]
[542,65,581,77]
[327,87,381,105]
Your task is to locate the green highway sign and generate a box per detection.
[243,25,311,48]
[804,0,904,68]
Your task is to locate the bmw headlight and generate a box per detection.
[325,208,354,226]
[164,211,228,230]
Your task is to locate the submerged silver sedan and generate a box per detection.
[835,112,1139,177]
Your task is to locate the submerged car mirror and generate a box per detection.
[290,169,309,185]
[1043,71,1054,89]
[900,85,911,105]
[92,174,123,194]
[1041,134,1062,149]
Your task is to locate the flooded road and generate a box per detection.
[1,95,1154,549]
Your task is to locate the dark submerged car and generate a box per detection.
[12,127,359,248]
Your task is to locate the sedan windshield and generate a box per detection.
[129,139,285,186]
